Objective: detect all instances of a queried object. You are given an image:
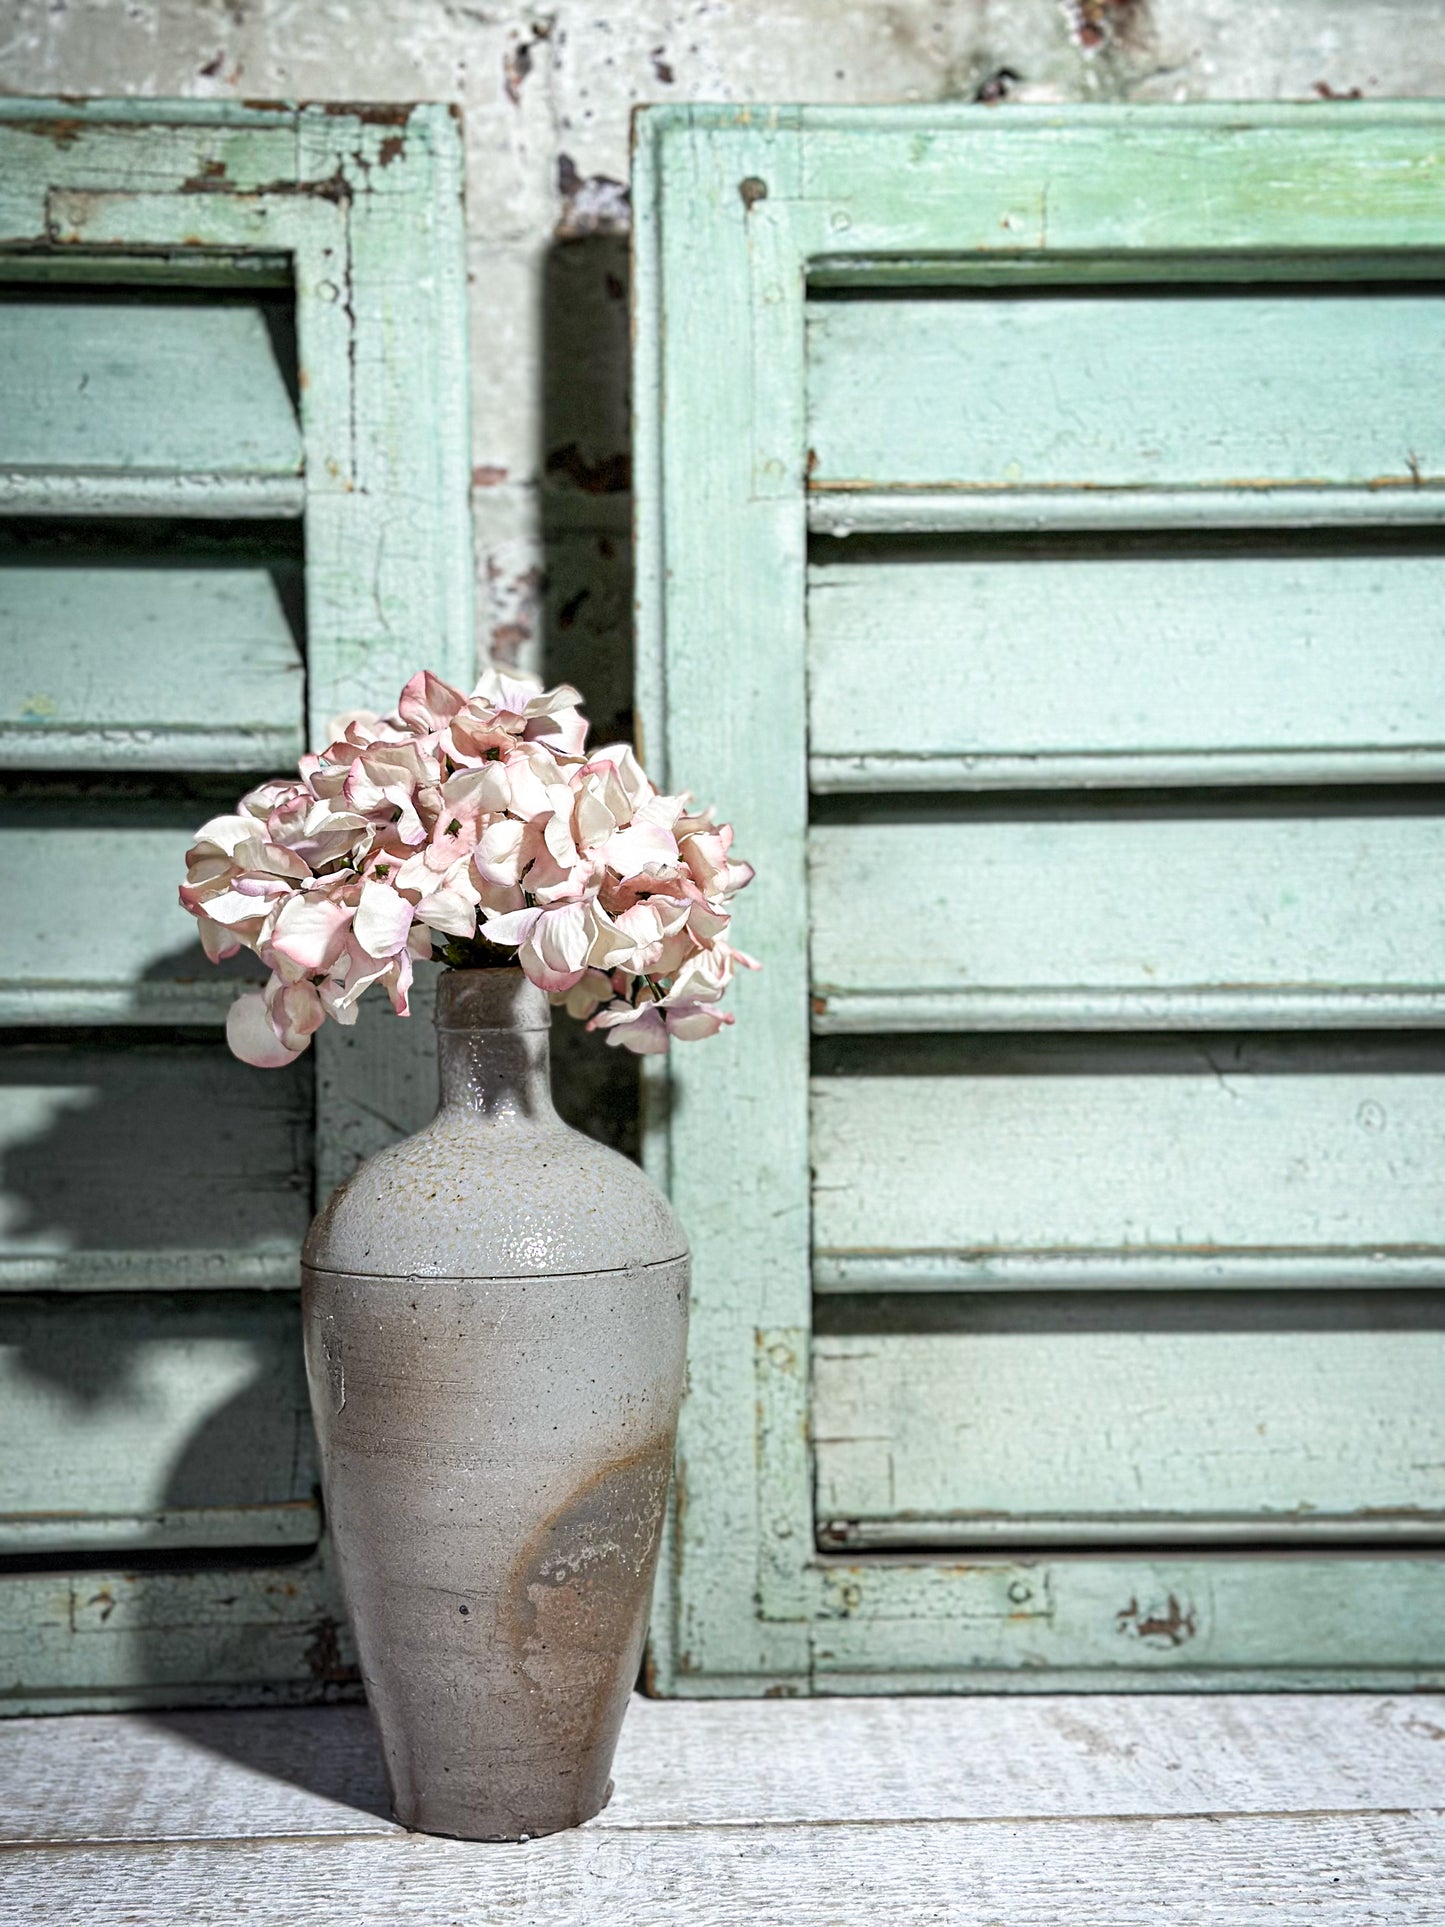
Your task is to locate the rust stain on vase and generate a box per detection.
[504,1434,675,1768]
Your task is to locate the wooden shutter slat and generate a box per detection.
[0,811,266,1024]
[0,1037,311,1292]
[0,1292,318,1554]
[809,812,1445,1031]
[806,287,1445,500]
[814,1300,1445,1548]
[808,543,1445,791]
[811,1036,1445,1294]
[0,293,303,491]
[0,543,304,771]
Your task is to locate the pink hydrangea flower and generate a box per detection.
[180,667,756,1066]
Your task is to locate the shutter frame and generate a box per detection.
[635,101,1445,1695]
[0,97,471,1712]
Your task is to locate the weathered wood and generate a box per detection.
[0,1554,355,1715]
[0,804,270,1024]
[635,111,814,1694]
[0,1034,311,1289]
[808,483,1445,535]
[0,98,474,1712]
[0,1292,316,1553]
[0,289,302,496]
[3,1693,1443,1842]
[0,94,474,752]
[313,965,439,1199]
[807,540,1445,790]
[806,286,1445,502]
[806,1554,1445,1689]
[809,809,1445,1029]
[813,1294,1445,1544]
[636,102,1445,1694]
[794,104,1445,262]
[0,471,305,518]
[0,535,304,770]
[0,1813,1440,1924]
[811,1034,1445,1292]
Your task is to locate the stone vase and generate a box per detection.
[301,967,689,1841]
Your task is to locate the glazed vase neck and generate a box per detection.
[434,969,557,1123]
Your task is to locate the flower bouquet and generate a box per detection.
[178,665,756,1063]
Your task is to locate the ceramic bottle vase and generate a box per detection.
[301,967,689,1841]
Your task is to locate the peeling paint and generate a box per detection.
[1116,1592,1197,1648]
[555,153,630,240]
[504,18,552,105]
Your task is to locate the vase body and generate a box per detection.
[301,968,689,1841]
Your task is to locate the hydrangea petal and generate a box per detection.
[226,989,304,1068]
[352,880,414,959]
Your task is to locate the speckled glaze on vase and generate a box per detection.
[301,968,689,1841]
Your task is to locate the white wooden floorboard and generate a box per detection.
[0,1695,1441,1924]
[3,1694,1443,1845]
[1,1813,1442,1926]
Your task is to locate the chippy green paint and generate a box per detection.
[634,102,1445,1695]
[0,97,471,1712]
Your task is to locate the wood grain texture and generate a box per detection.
[0,1034,311,1289]
[0,1553,355,1716]
[3,1692,1443,1838]
[811,1035,1445,1292]
[636,101,1445,1693]
[809,809,1445,1029]
[0,539,304,770]
[635,110,815,1693]
[0,1292,317,1552]
[813,1296,1445,1544]
[0,99,474,1712]
[793,104,1445,263]
[0,1814,1440,1925]
[806,286,1445,501]
[807,541,1445,789]
[0,289,302,490]
[0,806,271,1024]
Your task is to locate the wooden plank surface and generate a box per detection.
[5,1693,1443,1841]
[0,537,304,770]
[807,540,1445,789]
[0,1292,317,1553]
[812,1294,1445,1544]
[806,285,1445,501]
[0,290,302,487]
[3,1814,1439,1925]
[633,112,815,1692]
[0,803,267,1023]
[0,1698,1441,1924]
[809,807,1445,1029]
[0,1034,311,1291]
[811,1035,1445,1293]
[0,1556,353,1716]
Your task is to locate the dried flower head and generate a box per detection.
[180,667,756,1066]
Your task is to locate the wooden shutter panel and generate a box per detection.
[0,99,470,1712]
[635,102,1445,1694]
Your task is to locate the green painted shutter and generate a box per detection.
[635,102,1445,1694]
[0,99,471,1711]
